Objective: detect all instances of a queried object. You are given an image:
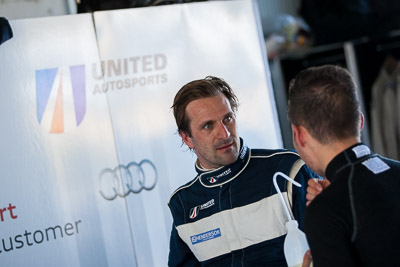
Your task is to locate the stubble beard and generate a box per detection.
[215,137,240,166]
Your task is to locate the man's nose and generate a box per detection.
[217,122,231,139]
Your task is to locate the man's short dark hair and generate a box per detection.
[172,76,239,136]
[287,65,361,144]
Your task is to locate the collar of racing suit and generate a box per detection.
[195,137,251,188]
[325,142,372,182]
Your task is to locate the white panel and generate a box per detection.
[94,0,282,266]
[0,1,282,266]
[0,14,136,266]
[177,194,288,261]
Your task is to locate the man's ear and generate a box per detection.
[179,130,194,149]
[291,124,307,148]
[360,112,364,131]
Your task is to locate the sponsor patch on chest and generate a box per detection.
[190,228,221,245]
[189,199,215,219]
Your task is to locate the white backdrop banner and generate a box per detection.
[0,14,136,266]
[0,0,282,266]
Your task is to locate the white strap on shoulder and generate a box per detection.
[287,158,305,217]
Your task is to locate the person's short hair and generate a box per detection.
[287,65,360,144]
[172,76,239,136]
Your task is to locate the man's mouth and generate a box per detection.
[216,141,234,151]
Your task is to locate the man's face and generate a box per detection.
[181,93,240,169]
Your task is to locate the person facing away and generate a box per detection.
[168,76,317,266]
[287,64,400,267]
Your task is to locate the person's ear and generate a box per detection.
[360,112,364,131]
[179,130,194,149]
[291,124,307,148]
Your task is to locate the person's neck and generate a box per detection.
[317,137,360,176]
[196,159,216,171]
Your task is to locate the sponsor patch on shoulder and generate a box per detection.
[352,145,370,158]
[362,157,390,174]
[190,228,221,245]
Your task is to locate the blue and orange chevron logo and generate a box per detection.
[35,65,86,133]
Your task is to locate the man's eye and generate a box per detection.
[225,116,233,123]
[203,124,210,129]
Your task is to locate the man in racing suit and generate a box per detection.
[168,76,316,266]
[287,65,400,266]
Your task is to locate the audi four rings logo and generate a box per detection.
[98,160,158,200]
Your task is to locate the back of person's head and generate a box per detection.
[287,64,361,144]
[172,76,238,136]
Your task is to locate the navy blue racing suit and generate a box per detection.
[168,138,317,266]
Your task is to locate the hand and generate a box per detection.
[302,250,312,267]
[306,178,331,206]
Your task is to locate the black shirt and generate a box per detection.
[304,143,400,267]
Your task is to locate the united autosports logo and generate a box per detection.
[207,168,231,184]
[189,199,215,219]
[35,65,86,133]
